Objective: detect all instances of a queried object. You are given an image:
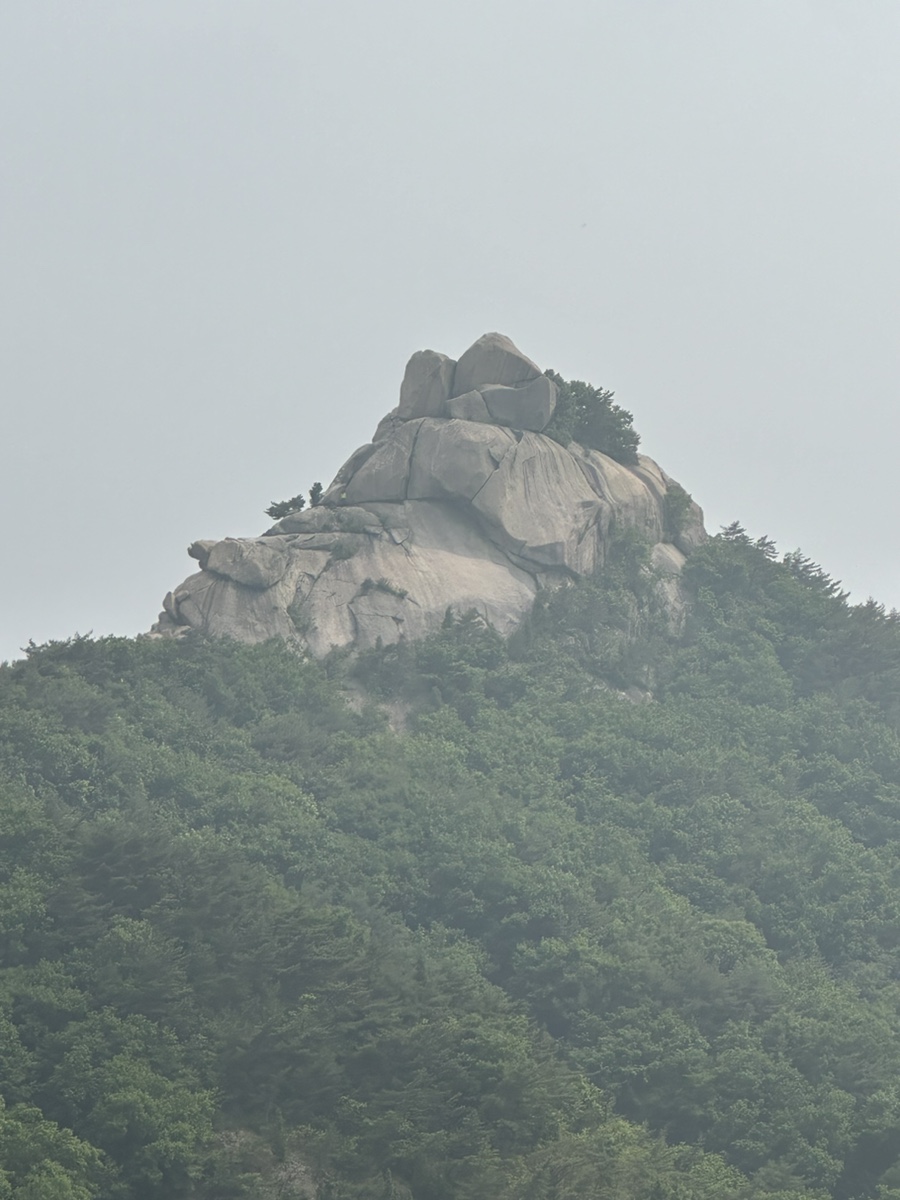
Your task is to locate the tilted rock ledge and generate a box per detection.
[153,333,706,656]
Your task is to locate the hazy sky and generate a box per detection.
[2,1,899,663]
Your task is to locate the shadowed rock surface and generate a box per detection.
[153,333,705,654]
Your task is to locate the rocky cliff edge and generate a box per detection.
[152,333,705,655]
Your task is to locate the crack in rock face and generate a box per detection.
[151,332,707,655]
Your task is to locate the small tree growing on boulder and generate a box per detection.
[543,371,640,464]
[265,494,306,521]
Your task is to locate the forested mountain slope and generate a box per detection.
[3,528,900,1198]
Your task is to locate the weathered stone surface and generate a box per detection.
[161,567,302,644]
[161,590,179,621]
[452,332,541,396]
[342,420,422,504]
[447,390,491,422]
[358,502,408,533]
[398,350,455,419]
[188,540,216,569]
[266,505,381,536]
[479,374,558,432]
[628,456,668,507]
[629,458,706,555]
[571,448,665,545]
[470,433,606,572]
[321,442,379,505]
[372,407,401,443]
[204,538,290,589]
[153,332,707,656]
[284,532,362,553]
[407,419,516,502]
[298,501,537,656]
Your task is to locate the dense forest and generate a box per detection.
[4,526,900,1198]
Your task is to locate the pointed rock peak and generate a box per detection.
[452,332,542,396]
[152,331,705,657]
[394,334,555,433]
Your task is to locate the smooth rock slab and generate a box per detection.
[407,419,516,502]
[321,442,379,504]
[204,538,290,589]
[470,433,606,572]
[342,420,423,504]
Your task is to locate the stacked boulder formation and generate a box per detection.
[153,333,705,656]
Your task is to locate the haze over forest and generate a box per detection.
[7,9,900,1196]
[3,1,900,663]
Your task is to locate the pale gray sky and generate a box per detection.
[2,1,899,662]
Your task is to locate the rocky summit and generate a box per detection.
[153,333,706,656]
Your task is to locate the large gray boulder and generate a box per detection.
[203,538,290,589]
[452,332,541,395]
[408,420,517,503]
[398,349,456,420]
[447,390,491,423]
[479,374,557,432]
[152,332,706,655]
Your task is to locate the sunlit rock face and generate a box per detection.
[152,332,705,655]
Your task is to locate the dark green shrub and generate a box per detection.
[265,495,306,521]
[544,371,640,464]
[266,483,324,521]
[664,483,693,541]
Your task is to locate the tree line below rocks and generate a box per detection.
[3,527,900,1197]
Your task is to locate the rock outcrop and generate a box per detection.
[153,333,706,655]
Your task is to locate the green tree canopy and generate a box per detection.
[544,371,641,463]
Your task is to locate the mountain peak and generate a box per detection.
[152,334,705,655]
